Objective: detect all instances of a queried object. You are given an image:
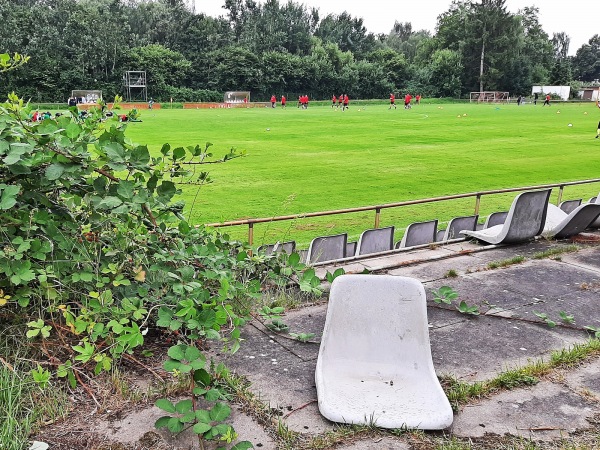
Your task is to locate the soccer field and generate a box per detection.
[124,102,600,246]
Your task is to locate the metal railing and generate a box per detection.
[205,178,600,246]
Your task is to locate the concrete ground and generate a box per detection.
[82,234,600,449]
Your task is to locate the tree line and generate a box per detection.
[0,0,598,103]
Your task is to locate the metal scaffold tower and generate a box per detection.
[124,71,147,102]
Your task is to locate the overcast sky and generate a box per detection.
[193,0,597,55]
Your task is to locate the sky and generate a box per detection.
[193,0,597,55]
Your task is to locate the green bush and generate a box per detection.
[0,92,317,379]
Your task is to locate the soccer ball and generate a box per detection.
[568,123,573,127]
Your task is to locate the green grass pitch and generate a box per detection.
[123,101,600,247]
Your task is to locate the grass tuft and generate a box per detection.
[487,255,526,269]
[533,245,580,260]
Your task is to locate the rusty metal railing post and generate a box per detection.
[474,194,481,215]
[556,185,564,205]
[374,207,381,228]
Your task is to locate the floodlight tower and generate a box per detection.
[124,71,148,102]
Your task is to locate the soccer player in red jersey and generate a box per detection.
[389,93,396,109]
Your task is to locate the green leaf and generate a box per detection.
[104,142,125,162]
[157,181,177,201]
[0,185,19,210]
[154,416,171,429]
[79,272,94,282]
[131,146,150,167]
[117,180,135,199]
[26,329,39,338]
[184,345,202,362]
[195,409,211,423]
[175,399,193,414]
[204,389,222,401]
[45,163,65,180]
[65,123,82,139]
[97,196,123,210]
[180,411,196,423]
[155,398,176,413]
[178,221,191,234]
[193,368,211,387]
[72,341,95,362]
[167,344,186,361]
[231,442,254,450]
[288,252,300,266]
[163,359,182,372]
[167,417,184,433]
[173,146,186,160]
[160,143,171,155]
[192,422,212,435]
[209,403,231,422]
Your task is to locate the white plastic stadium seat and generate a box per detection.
[461,189,551,245]
[315,275,453,430]
[543,203,600,239]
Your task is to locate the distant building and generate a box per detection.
[577,86,600,101]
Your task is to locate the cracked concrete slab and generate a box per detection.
[466,260,600,299]
[358,248,451,271]
[335,436,411,449]
[429,314,585,381]
[561,246,600,272]
[93,403,275,450]
[563,358,600,400]
[388,254,484,282]
[216,313,333,434]
[451,381,599,440]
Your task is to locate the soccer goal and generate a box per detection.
[224,91,250,103]
[71,90,102,104]
[469,91,510,103]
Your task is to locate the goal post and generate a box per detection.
[71,90,102,104]
[224,91,250,103]
[469,91,510,103]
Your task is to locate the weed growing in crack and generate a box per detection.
[487,255,525,269]
[533,311,557,327]
[533,245,580,260]
[155,344,253,449]
[431,287,479,315]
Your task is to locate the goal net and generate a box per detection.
[71,90,102,104]
[224,91,250,103]
[469,91,510,103]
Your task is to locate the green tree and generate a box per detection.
[315,11,378,59]
[366,48,409,90]
[384,22,432,63]
[572,35,600,82]
[206,46,262,92]
[436,0,522,93]
[549,32,573,85]
[516,6,553,84]
[429,49,464,97]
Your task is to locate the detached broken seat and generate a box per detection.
[315,275,453,429]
